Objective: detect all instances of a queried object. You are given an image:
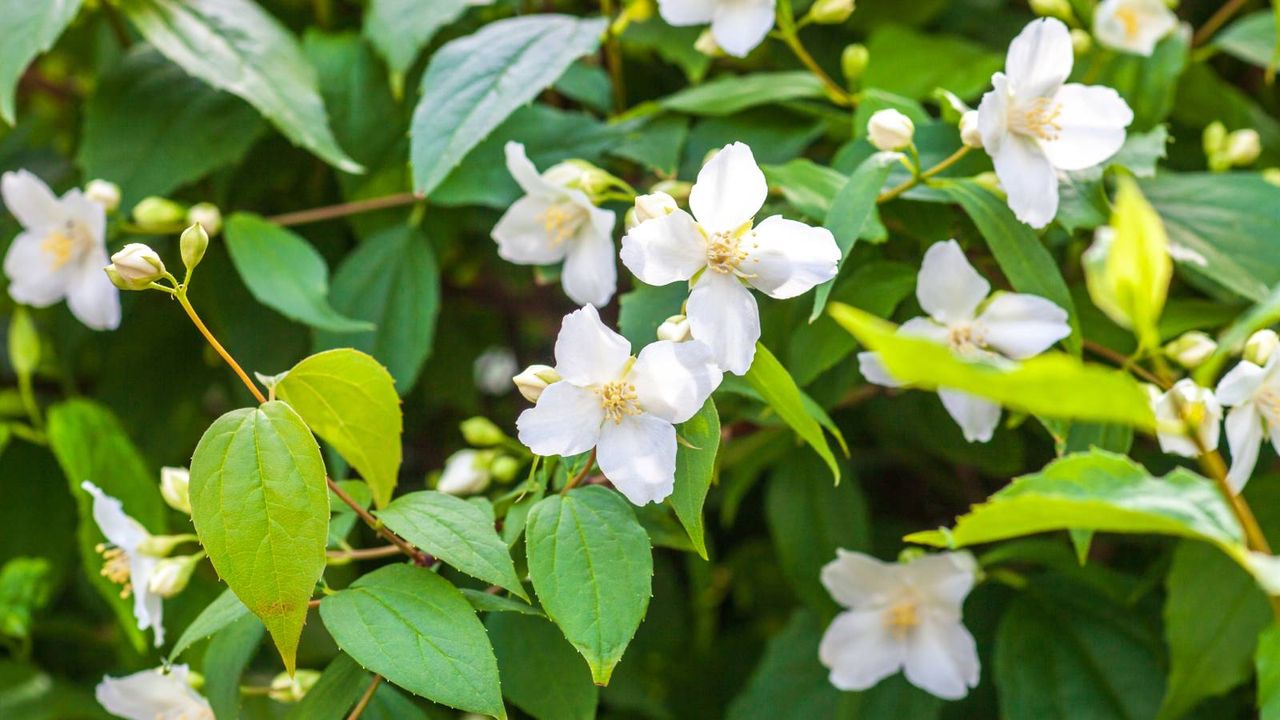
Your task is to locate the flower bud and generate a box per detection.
[694,28,722,57]
[1225,129,1262,167]
[147,554,201,598]
[180,223,209,274]
[1029,0,1074,21]
[959,111,983,149]
[85,179,121,213]
[269,670,321,703]
[473,347,518,396]
[1070,28,1093,55]
[460,417,506,447]
[437,449,492,496]
[1150,379,1221,458]
[160,467,191,515]
[841,44,869,84]
[1245,329,1279,366]
[491,455,521,484]
[1164,331,1217,369]
[107,243,166,289]
[657,314,692,342]
[131,196,186,228]
[808,0,854,24]
[186,202,222,237]
[972,171,1001,192]
[867,109,915,152]
[635,192,678,224]
[136,534,195,558]
[513,364,559,403]
[1264,168,1280,187]
[650,179,692,204]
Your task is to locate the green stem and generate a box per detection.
[877,145,972,203]
[174,290,267,404]
[774,0,853,107]
[600,0,627,114]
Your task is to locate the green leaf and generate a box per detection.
[286,653,370,720]
[118,0,360,172]
[813,152,900,321]
[203,613,265,720]
[1159,541,1271,720]
[618,282,688,348]
[1216,12,1276,68]
[727,609,853,720]
[78,47,262,208]
[461,589,543,617]
[1196,282,1280,385]
[411,14,606,196]
[46,399,167,652]
[318,564,505,718]
[303,30,404,173]
[189,401,329,674]
[669,399,720,559]
[906,450,1247,562]
[276,348,402,509]
[376,491,526,599]
[744,343,840,481]
[488,612,598,720]
[941,181,1081,354]
[763,159,847,221]
[660,71,825,116]
[1258,623,1280,720]
[224,213,374,333]
[1088,32,1188,131]
[168,588,249,662]
[862,23,1003,101]
[525,486,653,685]
[0,0,80,125]
[363,0,471,90]
[828,303,1154,429]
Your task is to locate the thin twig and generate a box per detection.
[176,292,267,404]
[562,448,597,495]
[266,193,422,227]
[1083,339,1168,389]
[877,146,971,203]
[327,478,432,566]
[600,0,627,114]
[327,545,404,561]
[1192,0,1250,47]
[347,675,383,720]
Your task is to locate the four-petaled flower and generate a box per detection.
[516,305,722,505]
[657,0,777,58]
[859,240,1071,443]
[819,549,981,700]
[621,142,840,375]
[492,142,617,307]
[977,18,1134,228]
[95,664,213,720]
[1094,0,1179,57]
[82,481,166,647]
[1216,355,1280,492]
[2,170,120,330]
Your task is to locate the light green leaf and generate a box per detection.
[669,399,720,560]
[1259,623,1280,720]
[488,612,598,720]
[1089,32,1188,131]
[203,614,265,720]
[363,0,471,90]
[318,564,505,718]
[1214,11,1275,68]
[376,491,526,599]
[189,401,329,674]
[525,486,652,685]
[828,303,1154,429]
[118,0,360,171]
[862,23,1003,101]
[763,159,847,221]
[660,71,825,116]
[224,213,374,333]
[0,0,80,125]
[168,589,249,662]
[1196,283,1280,385]
[276,348,402,509]
[744,343,840,481]
[411,14,606,196]
[813,152,899,321]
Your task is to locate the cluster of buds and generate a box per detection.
[132,196,223,237]
[436,418,527,496]
[1204,122,1262,172]
[269,670,322,703]
[105,223,209,292]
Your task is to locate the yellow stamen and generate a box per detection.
[98,545,132,595]
[41,231,75,269]
[539,203,588,246]
[884,600,919,639]
[706,231,751,275]
[596,380,641,424]
[1015,97,1064,142]
[1115,7,1141,39]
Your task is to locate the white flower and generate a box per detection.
[2,170,120,330]
[1216,356,1280,492]
[819,550,980,700]
[977,18,1134,228]
[635,192,678,224]
[96,664,212,720]
[84,179,121,213]
[1093,0,1178,56]
[858,241,1071,443]
[658,0,777,58]
[492,142,617,307]
[867,109,916,152]
[1164,331,1217,369]
[1246,329,1279,367]
[438,449,492,496]
[81,481,165,646]
[473,346,519,396]
[159,467,191,515]
[1150,379,1221,460]
[513,364,560,403]
[516,305,722,505]
[620,142,840,374]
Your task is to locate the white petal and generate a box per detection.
[657,0,716,25]
[629,340,722,424]
[900,316,951,344]
[1094,0,1178,56]
[938,389,1002,443]
[1040,84,1134,172]
[3,230,73,307]
[820,549,902,609]
[1217,361,1266,407]
[561,210,618,307]
[492,196,571,266]
[1226,403,1265,493]
[743,216,840,299]
[67,254,122,331]
[1,169,63,229]
[96,665,213,720]
[977,74,1012,157]
[504,142,559,200]
[687,270,760,375]
[130,554,165,646]
[62,190,107,250]
[993,134,1059,229]
[819,609,907,692]
[975,292,1070,359]
[1004,18,1073,99]
[596,413,677,505]
[689,142,767,234]
[710,0,776,58]
[916,240,990,325]
[81,481,151,551]
[904,552,978,609]
[903,616,980,700]
[619,209,707,286]
[553,305,632,386]
[858,351,902,388]
[516,382,604,457]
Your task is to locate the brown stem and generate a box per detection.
[600,0,627,114]
[1192,0,1250,47]
[327,477,432,566]
[308,598,322,609]
[1197,446,1272,554]
[266,193,422,228]
[1083,339,1168,389]
[176,293,267,404]
[327,545,403,561]
[562,448,596,495]
[346,675,383,720]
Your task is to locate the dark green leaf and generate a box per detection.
[488,612,598,720]
[814,152,900,320]
[203,613,265,720]
[286,654,369,720]
[660,72,825,116]
[670,399,720,559]
[168,588,249,662]
[364,0,471,88]
[744,343,840,481]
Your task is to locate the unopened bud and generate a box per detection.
[657,314,692,342]
[650,179,692,204]
[808,0,854,24]
[1245,329,1280,366]
[1264,168,1280,187]
[514,364,559,403]
[437,449,492,496]
[841,44,869,84]
[972,171,1001,192]
[1225,129,1262,167]
[269,670,321,703]
[1029,0,1073,21]
[1164,331,1217,369]
[1070,28,1093,55]
[694,28,722,57]
[160,467,191,515]
[960,111,983,149]
[136,534,195,558]
[634,192,678,224]
[147,554,201,598]
[460,417,506,447]
[131,196,185,228]
[491,455,521,484]
[107,243,165,289]
[867,109,914,152]
[85,179,121,212]
[180,223,209,274]
[186,202,222,237]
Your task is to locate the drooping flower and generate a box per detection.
[1216,355,1280,492]
[858,241,1071,443]
[819,550,981,700]
[1093,0,1178,56]
[492,143,617,307]
[81,481,165,646]
[977,18,1134,228]
[620,142,840,374]
[95,664,212,720]
[2,170,120,330]
[1149,379,1222,460]
[657,0,777,58]
[438,449,493,496]
[517,305,722,505]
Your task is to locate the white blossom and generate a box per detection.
[658,0,777,58]
[2,170,120,330]
[438,449,492,496]
[517,305,722,505]
[1150,379,1221,460]
[858,241,1071,443]
[820,550,981,700]
[81,481,166,646]
[977,18,1134,228]
[867,109,916,152]
[1093,0,1178,56]
[96,664,212,720]
[1216,356,1280,492]
[492,142,617,307]
[620,142,840,374]
[85,179,121,212]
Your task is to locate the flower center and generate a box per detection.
[597,380,640,424]
[539,203,588,246]
[41,220,89,270]
[947,324,985,356]
[1115,7,1141,39]
[707,231,750,274]
[1258,388,1280,425]
[1011,96,1063,142]
[883,600,919,640]
[96,543,133,599]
